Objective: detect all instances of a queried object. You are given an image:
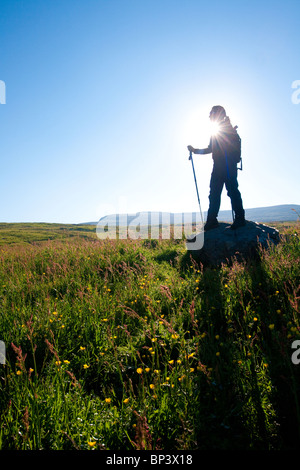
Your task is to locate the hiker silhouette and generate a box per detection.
[188,105,246,231]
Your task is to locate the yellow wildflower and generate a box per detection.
[87,441,96,448]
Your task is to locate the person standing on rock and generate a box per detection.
[188,105,246,231]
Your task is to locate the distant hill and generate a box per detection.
[210,204,300,223]
[87,204,300,226]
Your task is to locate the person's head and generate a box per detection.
[209,105,226,122]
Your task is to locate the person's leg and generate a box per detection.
[225,163,245,228]
[205,165,224,230]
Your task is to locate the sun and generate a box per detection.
[210,121,220,136]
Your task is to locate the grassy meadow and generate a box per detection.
[0,221,299,450]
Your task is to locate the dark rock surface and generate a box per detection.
[186,221,280,266]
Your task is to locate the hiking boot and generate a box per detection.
[204,218,219,231]
[230,217,246,230]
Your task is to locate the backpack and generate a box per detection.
[213,120,243,169]
[229,125,241,164]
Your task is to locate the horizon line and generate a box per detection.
[0,203,299,226]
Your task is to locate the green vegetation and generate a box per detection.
[0,223,97,246]
[0,222,299,450]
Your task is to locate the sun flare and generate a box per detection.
[210,121,220,136]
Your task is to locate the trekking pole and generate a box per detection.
[189,150,204,225]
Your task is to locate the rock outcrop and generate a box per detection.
[186,221,280,266]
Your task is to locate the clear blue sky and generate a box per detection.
[0,0,299,223]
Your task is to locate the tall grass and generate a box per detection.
[0,223,299,450]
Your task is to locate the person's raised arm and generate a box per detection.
[187,141,212,159]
